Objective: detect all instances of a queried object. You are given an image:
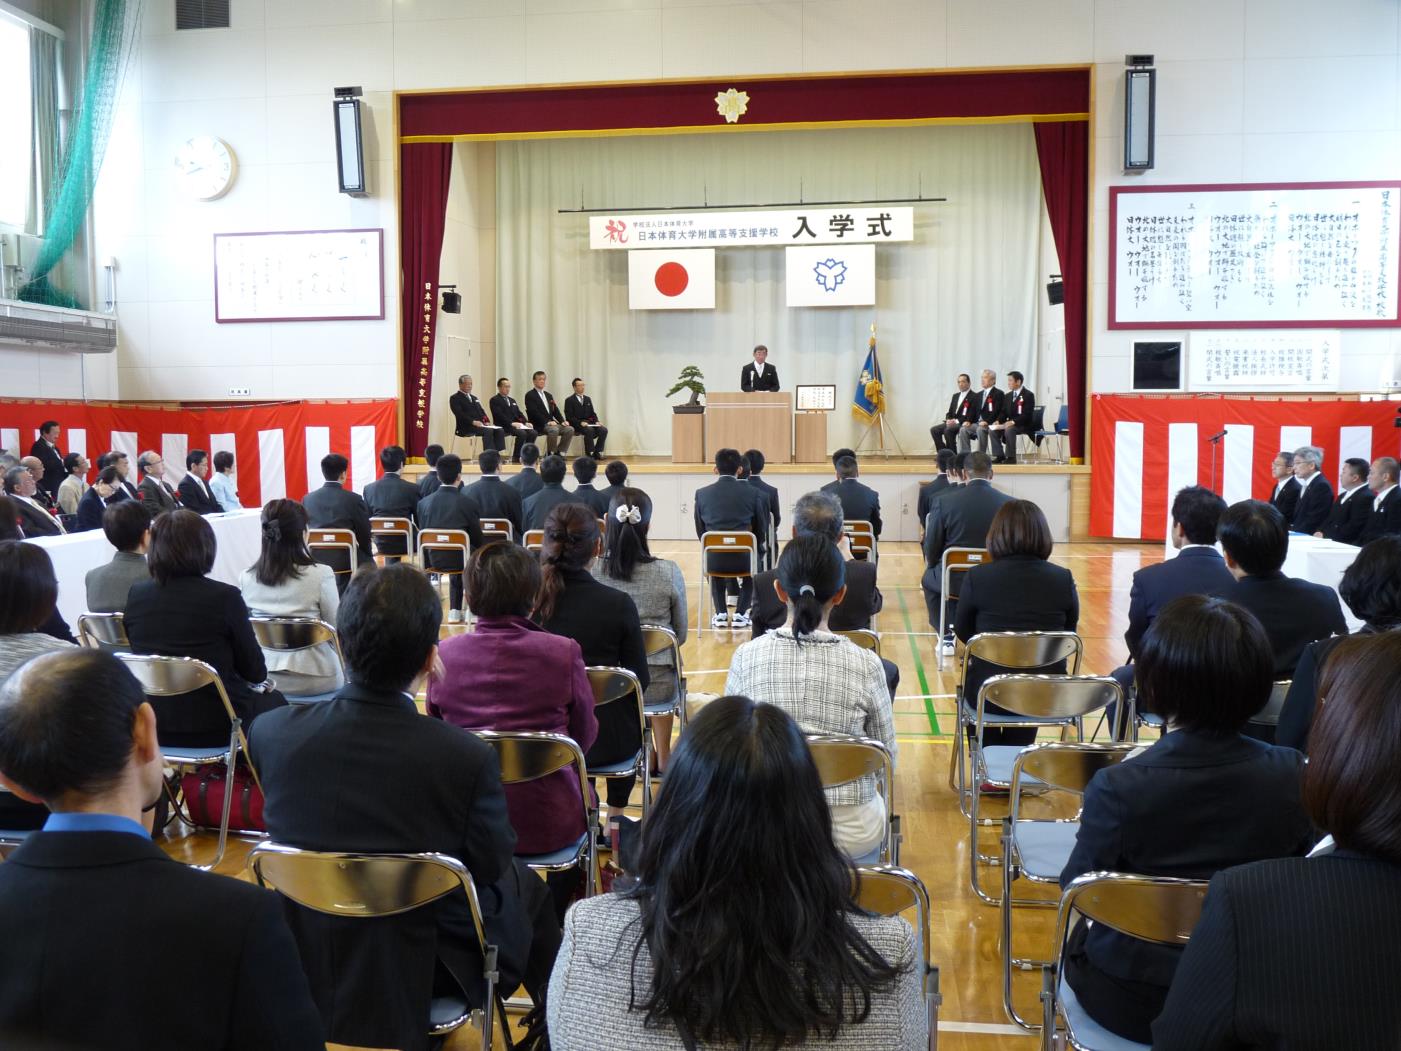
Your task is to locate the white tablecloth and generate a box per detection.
[27,510,263,628]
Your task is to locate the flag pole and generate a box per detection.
[854,322,906,458]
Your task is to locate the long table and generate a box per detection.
[27,510,262,628]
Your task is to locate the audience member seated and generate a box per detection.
[569,455,610,517]
[921,451,1012,647]
[507,441,544,500]
[726,535,896,859]
[239,499,343,697]
[592,487,688,770]
[462,448,525,539]
[1359,455,1401,544]
[124,510,287,746]
[103,449,140,501]
[84,499,152,613]
[301,453,373,569]
[56,452,89,516]
[1287,444,1333,535]
[427,542,598,916]
[522,453,577,531]
[1153,631,1401,1049]
[694,447,768,629]
[954,500,1078,749]
[534,504,649,832]
[745,448,782,531]
[0,541,77,687]
[1316,455,1373,543]
[1059,594,1315,1044]
[415,453,486,623]
[917,448,956,530]
[3,465,63,536]
[1218,499,1347,681]
[822,454,882,537]
[0,650,324,1050]
[1276,535,1401,753]
[362,444,419,561]
[19,456,58,514]
[75,464,127,532]
[178,449,223,515]
[209,450,243,511]
[250,564,559,1051]
[1267,449,1301,525]
[135,450,178,515]
[548,696,926,1049]
[417,443,445,498]
[601,458,628,506]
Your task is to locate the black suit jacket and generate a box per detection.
[536,568,649,691]
[28,439,64,499]
[11,497,61,537]
[1318,485,1374,543]
[693,476,766,551]
[922,479,1013,594]
[916,475,950,527]
[74,484,127,532]
[178,473,222,515]
[506,466,544,500]
[302,482,373,566]
[1271,475,1301,526]
[489,393,529,429]
[416,485,486,570]
[570,483,611,518]
[740,362,779,392]
[137,475,179,516]
[1276,631,1356,753]
[750,556,882,637]
[564,393,601,428]
[821,477,882,536]
[747,475,781,529]
[1124,546,1236,660]
[1061,730,1313,993]
[249,685,526,1051]
[947,389,978,423]
[462,476,525,538]
[524,388,565,430]
[418,471,442,499]
[1290,474,1333,534]
[1359,484,1401,544]
[0,830,322,1050]
[522,483,585,531]
[1153,851,1401,1050]
[363,472,421,522]
[449,390,493,436]
[975,387,1004,425]
[1223,572,1348,677]
[1000,386,1035,430]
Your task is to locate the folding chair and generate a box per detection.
[448,431,482,459]
[480,518,514,545]
[698,530,758,633]
[936,547,989,669]
[77,611,130,652]
[369,516,413,563]
[1001,742,1136,1030]
[640,623,687,736]
[248,616,345,703]
[474,729,597,896]
[523,529,544,553]
[417,528,471,618]
[1019,406,1047,463]
[854,865,942,1051]
[1034,405,1070,466]
[844,519,878,564]
[248,842,503,1048]
[967,672,1113,904]
[308,529,358,589]
[807,733,899,865]
[1040,873,1209,1051]
[115,653,257,871]
[835,628,882,657]
[1245,680,1292,741]
[765,513,778,571]
[586,666,651,820]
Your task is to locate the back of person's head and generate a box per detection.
[0,650,155,806]
[520,443,541,468]
[626,696,900,1046]
[102,499,152,554]
[534,503,599,623]
[0,540,58,633]
[986,499,1053,560]
[714,448,743,476]
[539,453,567,485]
[964,451,993,479]
[0,496,20,542]
[776,533,846,637]
[321,453,348,482]
[436,453,463,485]
[254,499,315,588]
[831,448,856,469]
[604,459,628,487]
[1171,485,1228,545]
[1217,499,1287,576]
[936,448,956,475]
[1305,632,1401,865]
[62,452,84,475]
[339,564,442,692]
[573,456,598,485]
[744,449,766,476]
[477,449,501,475]
[952,451,970,479]
[736,458,750,481]
[834,455,858,480]
[791,491,843,543]
[1338,536,1401,628]
[466,541,540,618]
[604,487,655,582]
[212,450,235,473]
[146,509,217,585]
[424,444,444,468]
[1136,595,1273,732]
[379,445,406,473]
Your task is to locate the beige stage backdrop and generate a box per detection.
[494,122,1042,457]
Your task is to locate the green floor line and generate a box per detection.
[895,589,940,735]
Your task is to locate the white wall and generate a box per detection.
[86,0,1401,413]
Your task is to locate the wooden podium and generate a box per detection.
[703,392,793,463]
[670,410,705,464]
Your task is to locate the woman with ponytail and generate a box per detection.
[535,503,650,831]
[725,533,896,858]
[592,487,687,771]
[239,498,343,696]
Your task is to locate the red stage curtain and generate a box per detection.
[1034,121,1089,460]
[399,142,454,459]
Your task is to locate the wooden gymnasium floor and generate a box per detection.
[163,538,1157,1050]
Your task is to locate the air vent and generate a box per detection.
[0,302,117,353]
[176,0,230,30]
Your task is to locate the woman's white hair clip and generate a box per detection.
[614,504,643,524]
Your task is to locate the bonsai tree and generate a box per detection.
[666,365,706,406]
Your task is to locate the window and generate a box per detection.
[0,14,32,230]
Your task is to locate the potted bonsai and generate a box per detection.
[667,365,706,414]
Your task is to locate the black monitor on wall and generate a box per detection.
[1132,341,1182,391]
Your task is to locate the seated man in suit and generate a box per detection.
[490,378,539,464]
[694,448,767,629]
[56,452,90,517]
[969,370,1005,455]
[0,649,323,1051]
[745,448,781,534]
[136,451,179,516]
[1269,450,1301,526]
[463,449,525,541]
[1360,456,1401,544]
[102,450,140,502]
[564,377,608,458]
[569,456,611,517]
[740,344,780,392]
[931,373,976,453]
[84,500,153,613]
[415,454,486,623]
[986,370,1035,465]
[449,374,505,453]
[363,445,421,561]
[3,466,64,536]
[178,450,223,515]
[522,454,580,532]
[921,452,1012,650]
[507,442,544,500]
[27,420,65,503]
[918,449,957,535]
[524,371,574,457]
[821,454,882,539]
[302,453,374,571]
[1316,456,1374,544]
[601,459,628,507]
[19,457,59,515]
[418,444,445,499]
[75,464,128,533]
[1219,499,1347,685]
[1288,445,1333,535]
[249,566,558,1051]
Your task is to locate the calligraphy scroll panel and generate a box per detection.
[214,229,385,323]
[1109,183,1401,329]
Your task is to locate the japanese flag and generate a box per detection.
[785,243,876,307]
[628,249,716,310]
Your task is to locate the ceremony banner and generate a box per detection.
[591,207,912,250]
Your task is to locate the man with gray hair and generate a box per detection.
[135,451,178,515]
[448,374,505,453]
[1289,445,1333,534]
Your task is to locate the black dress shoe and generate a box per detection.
[992,456,1007,464]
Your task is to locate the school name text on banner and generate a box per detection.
[589,208,913,250]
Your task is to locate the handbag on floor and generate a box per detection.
[179,762,265,832]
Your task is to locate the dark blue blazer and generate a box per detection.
[747,475,782,530]
[1318,486,1374,544]
[821,477,882,536]
[1123,546,1236,660]
[1223,572,1348,678]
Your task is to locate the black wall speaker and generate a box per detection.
[440,287,462,314]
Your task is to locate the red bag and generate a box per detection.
[180,764,265,832]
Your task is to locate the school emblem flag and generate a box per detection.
[786,244,875,306]
[852,330,886,424]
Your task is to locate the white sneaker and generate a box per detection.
[940,637,955,656]
[711,612,731,628]
[730,613,751,629]
[448,609,463,624]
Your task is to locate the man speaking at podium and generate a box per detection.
[741,345,779,392]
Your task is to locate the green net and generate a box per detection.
[18,0,143,309]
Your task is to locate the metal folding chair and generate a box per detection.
[248,842,502,1047]
[480,518,514,545]
[586,666,651,819]
[417,528,471,617]
[1001,742,1136,1030]
[77,611,130,652]
[369,516,414,562]
[1018,405,1048,463]
[523,529,544,553]
[698,530,758,633]
[835,628,882,657]
[640,623,687,736]
[248,616,345,703]
[807,733,899,865]
[1040,873,1209,1051]
[936,547,989,669]
[854,865,941,1051]
[844,519,878,564]
[1245,679,1293,738]
[308,528,358,587]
